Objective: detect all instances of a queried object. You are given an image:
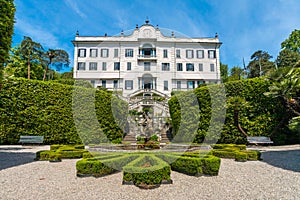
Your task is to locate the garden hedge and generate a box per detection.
[122,155,171,185]
[169,78,287,144]
[211,144,261,161]
[36,145,88,161]
[155,153,221,176]
[0,78,127,145]
[76,154,139,177]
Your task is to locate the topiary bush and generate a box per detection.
[122,155,171,186]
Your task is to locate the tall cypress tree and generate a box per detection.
[0,0,15,89]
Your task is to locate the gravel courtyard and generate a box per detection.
[0,145,300,200]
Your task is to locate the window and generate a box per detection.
[163,49,168,58]
[125,80,133,90]
[197,80,205,86]
[144,62,150,71]
[91,80,95,87]
[89,62,97,70]
[101,49,109,57]
[176,63,183,71]
[162,63,170,71]
[127,62,131,70]
[186,63,194,71]
[114,49,118,57]
[196,50,204,59]
[90,49,98,57]
[125,49,134,57]
[102,62,107,71]
[208,50,216,59]
[77,62,86,70]
[176,49,180,58]
[210,64,215,72]
[113,80,118,88]
[199,63,203,71]
[177,81,181,89]
[186,50,194,59]
[102,80,106,88]
[187,81,195,89]
[114,62,120,70]
[164,81,168,91]
[78,49,86,57]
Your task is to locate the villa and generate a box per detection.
[72,19,222,98]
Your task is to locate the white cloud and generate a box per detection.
[64,0,87,19]
[15,17,59,49]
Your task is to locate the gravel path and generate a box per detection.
[0,145,300,200]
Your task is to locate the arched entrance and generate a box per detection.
[138,74,157,90]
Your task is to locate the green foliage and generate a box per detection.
[212,144,246,150]
[157,153,221,176]
[169,78,285,144]
[76,154,138,177]
[36,150,62,162]
[246,50,275,78]
[36,145,87,161]
[77,151,221,186]
[234,152,248,162]
[211,144,261,161]
[149,134,159,141]
[228,66,245,82]
[276,48,300,68]
[281,29,300,53]
[287,116,300,144]
[51,79,93,88]
[220,63,229,83]
[123,155,171,185]
[0,78,125,144]
[0,0,15,88]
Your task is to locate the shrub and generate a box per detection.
[201,155,221,175]
[144,140,160,149]
[122,155,171,185]
[211,150,237,159]
[35,150,61,161]
[241,150,261,161]
[156,153,220,176]
[149,134,159,142]
[235,152,248,162]
[76,154,139,177]
[212,144,246,150]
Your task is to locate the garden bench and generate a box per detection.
[247,136,273,145]
[19,136,44,145]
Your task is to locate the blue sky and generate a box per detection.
[12,0,300,72]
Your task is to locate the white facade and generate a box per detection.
[72,21,222,97]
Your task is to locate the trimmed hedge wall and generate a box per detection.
[155,153,221,176]
[0,78,127,144]
[211,144,261,161]
[36,145,88,161]
[76,154,139,177]
[169,78,286,144]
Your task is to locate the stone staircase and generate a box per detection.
[122,89,173,144]
[160,125,173,143]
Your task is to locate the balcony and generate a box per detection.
[137,54,157,61]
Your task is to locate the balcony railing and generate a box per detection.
[137,55,157,60]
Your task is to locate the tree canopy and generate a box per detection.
[5,36,70,80]
[246,50,274,78]
[0,0,15,88]
[281,29,300,53]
